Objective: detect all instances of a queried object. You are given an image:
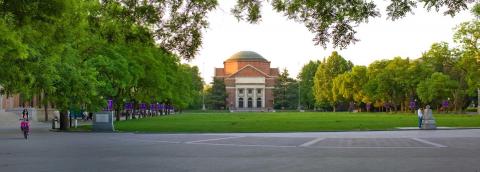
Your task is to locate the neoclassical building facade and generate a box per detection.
[214,51,279,111]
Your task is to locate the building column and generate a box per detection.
[235,88,239,108]
[262,88,265,108]
[253,88,257,108]
[244,89,248,108]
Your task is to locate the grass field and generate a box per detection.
[113,112,480,133]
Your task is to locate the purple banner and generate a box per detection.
[107,100,113,111]
[140,103,147,110]
[124,102,133,110]
[442,100,449,107]
[409,101,416,109]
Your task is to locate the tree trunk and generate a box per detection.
[115,102,120,121]
[59,110,69,130]
[44,92,49,121]
[44,103,49,121]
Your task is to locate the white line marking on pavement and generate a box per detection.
[411,138,448,148]
[306,146,440,149]
[136,139,182,144]
[299,138,325,147]
[185,136,244,144]
[188,142,297,148]
[152,140,183,144]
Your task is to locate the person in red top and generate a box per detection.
[20,117,30,139]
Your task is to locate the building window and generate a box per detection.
[239,98,244,108]
[257,89,262,94]
[247,98,253,108]
[248,89,253,94]
[256,98,262,108]
[239,89,244,94]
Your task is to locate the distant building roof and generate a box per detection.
[226,51,268,62]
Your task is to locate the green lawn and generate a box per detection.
[113,112,480,133]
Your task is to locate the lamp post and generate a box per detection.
[202,88,206,111]
[202,62,206,111]
[297,81,301,111]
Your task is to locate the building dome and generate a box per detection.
[226,51,268,62]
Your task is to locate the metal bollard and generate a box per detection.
[52,118,58,129]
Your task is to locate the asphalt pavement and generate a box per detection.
[1,112,480,172]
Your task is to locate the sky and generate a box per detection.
[185,1,476,83]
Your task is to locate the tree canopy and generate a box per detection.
[307,15,479,112]
[232,0,476,49]
[0,0,204,129]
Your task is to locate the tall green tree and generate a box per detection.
[417,72,458,109]
[274,69,298,109]
[206,78,227,109]
[332,65,369,110]
[313,51,353,111]
[297,60,320,110]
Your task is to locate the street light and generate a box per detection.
[297,81,301,111]
[202,62,206,111]
[202,88,206,111]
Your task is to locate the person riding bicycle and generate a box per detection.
[20,118,30,139]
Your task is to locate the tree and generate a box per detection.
[232,0,475,49]
[421,42,454,73]
[102,0,476,59]
[273,68,298,109]
[297,60,321,110]
[102,0,218,60]
[206,78,227,109]
[332,65,369,111]
[454,10,480,58]
[417,72,458,109]
[313,51,353,111]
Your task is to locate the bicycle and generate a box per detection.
[20,119,30,139]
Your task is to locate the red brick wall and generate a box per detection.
[226,88,236,109]
[236,61,270,74]
[224,60,271,76]
[270,68,279,76]
[215,68,224,77]
[224,78,235,87]
[265,88,274,108]
[224,61,238,75]
[232,66,265,77]
[265,78,276,87]
[213,58,280,109]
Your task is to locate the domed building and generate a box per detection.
[214,51,279,111]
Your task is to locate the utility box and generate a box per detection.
[93,111,114,132]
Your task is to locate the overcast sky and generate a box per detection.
[185,1,475,83]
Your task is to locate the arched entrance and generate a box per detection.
[256,98,262,108]
[238,98,244,108]
[247,98,253,108]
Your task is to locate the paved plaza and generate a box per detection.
[1,112,480,172]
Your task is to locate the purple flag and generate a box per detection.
[140,103,147,110]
